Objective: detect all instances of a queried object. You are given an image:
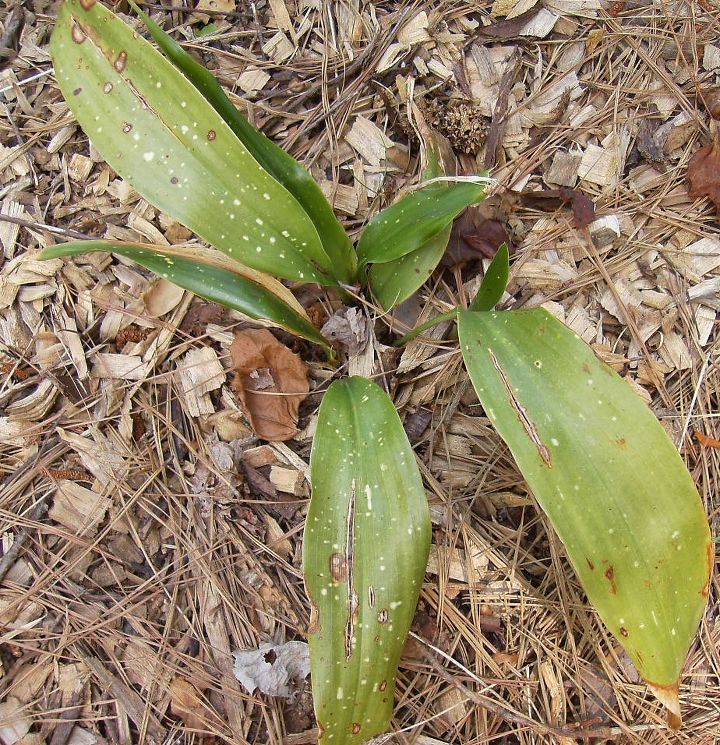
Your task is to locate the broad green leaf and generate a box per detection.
[367,222,451,309]
[304,377,431,745]
[367,146,452,310]
[356,178,487,267]
[40,241,329,349]
[469,243,510,311]
[458,309,712,719]
[128,0,357,284]
[51,0,336,286]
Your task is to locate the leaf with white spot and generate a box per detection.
[304,377,431,745]
[40,240,330,349]
[367,221,451,309]
[127,0,357,285]
[356,176,487,268]
[51,0,337,286]
[458,308,712,723]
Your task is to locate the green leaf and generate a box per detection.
[458,309,712,719]
[195,22,218,38]
[367,147,452,310]
[367,222,451,309]
[51,0,337,286]
[304,377,431,745]
[469,243,510,311]
[356,178,487,267]
[40,240,330,349]
[128,0,357,284]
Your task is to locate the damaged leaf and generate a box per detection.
[233,641,310,698]
[128,0,356,284]
[230,329,309,442]
[50,0,337,286]
[304,377,431,745]
[458,309,712,722]
[687,139,720,213]
[40,240,330,350]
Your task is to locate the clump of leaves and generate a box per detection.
[43,2,711,742]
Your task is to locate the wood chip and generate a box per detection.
[269,465,304,495]
[0,199,23,258]
[49,481,112,536]
[345,116,394,166]
[142,278,185,317]
[177,347,226,417]
[397,11,430,45]
[237,67,271,95]
[263,31,295,63]
[544,150,581,187]
[93,353,149,381]
[426,543,489,583]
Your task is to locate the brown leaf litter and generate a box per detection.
[1,1,720,744]
[230,328,309,442]
[687,137,720,214]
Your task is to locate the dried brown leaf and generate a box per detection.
[444,208,513,265]
[180,301,225,336]
[169,677,208,731]
[476,9,540,38]
[519,187,596,228]
[230,329,309,441]
[687,139,720,213]
[700,88,720,120]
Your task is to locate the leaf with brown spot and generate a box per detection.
[50,0,339,286]
[304,377,431,745]
[687,139,720,213]
[459,308,712,720]
[230,329,309,442]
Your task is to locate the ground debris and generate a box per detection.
[230,329,309,441]
[2,1,719,742]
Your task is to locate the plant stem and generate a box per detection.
[393,308,458,347]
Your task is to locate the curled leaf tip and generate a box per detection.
[647,681,681,724]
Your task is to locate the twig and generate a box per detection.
[0,213,91,241]
[0,493,51,584]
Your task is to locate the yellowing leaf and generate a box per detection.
[458,308,712,720]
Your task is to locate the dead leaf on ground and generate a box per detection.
[519,187,596,228]
[687,139,720,213]
[695,430,720,449]
[169,677,211,731]
[476,9,541,39]
[180,301,225,336]
[233,641,310,698]
[320,307,370,356]
[700,88,720,120]
[567,663,618,725]
[443,207,513,265]
[230,329,309,442]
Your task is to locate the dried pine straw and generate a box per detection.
[1,0,720,743]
